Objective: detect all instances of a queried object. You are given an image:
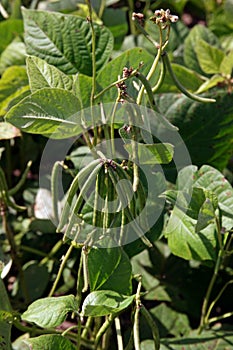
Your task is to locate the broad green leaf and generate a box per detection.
[0,86,30,117]
[0,279,12,350]
[0,66,29,117]
[195,39,225,74]
[5,88,83,139]
[0,279,12,314]
[162,188,205,220]
[184,25,220,74]
[163,187,218,222]
[0,39,26,75]
[194,165,233,229]
[12,334,30,350]
[88,244,132,295]
[149,303,190,338]
[161,90,233,170]
[26,56,74,93]
[0,19,24,54]
[159,330,233,350]
[0,122,21,140]
[178,165,233,222]
[22,8,114,76]
[124,143,174,165]
[195,198,216,232]
[43,0,83,12]
[165,205,217,261]
[220,50,233,77]
[81,290,134,316]
[67,145,94,171]
[96,48,154,102]
[72,74,93,108]
[22,295,78,328]
[164,164,233,260]
[195,74,225,94]
[159,64,203,93]
[208,9,233,38]
[24,335,76,350]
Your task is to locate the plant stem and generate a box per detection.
[132,16,159,48]
[20,245,48,258]
[95,76,135,101]
[77,317,82,350]
[207,311,233,325]
[137,25,162,105]
[128,0,136,37]
[40,239,63,265]
[81,126,99,159]
[198,247,225,333]
[86,0,98,145]
[14,320,94,347]
[5,140,12,188]
[205,280,233,322]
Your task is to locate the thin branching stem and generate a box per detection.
[205,280,233,322]
[198,231,230,332]
[86,0,98,145]
[137,25,163,105]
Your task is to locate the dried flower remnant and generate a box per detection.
[123,67,133,78]
[150,9,179,29]
[132,12,144,26]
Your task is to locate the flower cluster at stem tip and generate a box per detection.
[150,9,179,29]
